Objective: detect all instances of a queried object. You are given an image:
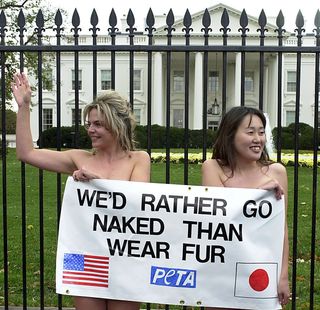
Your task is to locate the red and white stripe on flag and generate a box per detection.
[234,262,278,299]
[62,253,109,288]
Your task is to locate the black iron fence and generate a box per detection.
[0,5,319,310]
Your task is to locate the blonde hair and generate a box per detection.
[83,90,136,151]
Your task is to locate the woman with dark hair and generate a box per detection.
[12,72,150,310]
[202,106,290,309]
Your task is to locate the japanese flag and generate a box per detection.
[234,262,279,299]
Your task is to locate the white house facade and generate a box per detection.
[28,3,320,143]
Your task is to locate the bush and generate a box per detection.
[40,124,218,149]
[39,126,91,148]
[189,129,217,149]
[0,137,8,155]
[272,122,315,150]
[135,125,217,149]
[0,110,17,134]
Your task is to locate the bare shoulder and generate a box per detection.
[130,150,151,163]
[268,162,287,177]
[202,158,221,172]
[265,162,288,190]
[201,159,225,186]
[129,150,150,182]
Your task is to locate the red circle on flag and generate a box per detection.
[249,268,269,291]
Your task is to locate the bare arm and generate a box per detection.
[272,164,290,306]
[12,72,80,174]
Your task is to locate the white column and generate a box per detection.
[193,52,203,129]
[234,52,242,107]
[152,52,163,125]
[263,65,269,110]
[267,55,279,128]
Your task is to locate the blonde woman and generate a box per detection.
[12,72,150,310]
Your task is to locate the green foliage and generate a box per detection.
[41,124,218,149]
[0,109,16,133]
[135,125,217,149]
[272,122,317,150]
[39,126,91,148]
[0,136,8,155]
[0,0,67,107]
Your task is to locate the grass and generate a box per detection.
[0,148,319,309]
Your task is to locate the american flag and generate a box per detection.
[62,253,109,288]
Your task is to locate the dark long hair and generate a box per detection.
[212,106,271,174]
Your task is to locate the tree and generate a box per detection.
[0,0,67,108]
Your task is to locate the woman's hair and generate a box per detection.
[212,106,271,173]
[83,90,136,152]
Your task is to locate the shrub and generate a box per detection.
[136,125,217,149]
[40,124,218,149]
[0,137,8,155]
[39,126,91,148]
[272,122,315,150]
[0,110,17,134]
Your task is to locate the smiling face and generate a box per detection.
[86,108,116,149]
[83,90,136,152]
[233,114,266,163]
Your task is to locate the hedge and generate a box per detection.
[272,122,319,150]
[40,124,217,149]
[39,122,318,151]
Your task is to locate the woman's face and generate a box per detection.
[233,114,266,162]
[86,108,115,149]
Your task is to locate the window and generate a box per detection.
[133,70,142,91]
[173,71,184,92]
[173,109,184,128]
[133,109,141,125]
[287,71,296,92]
[43,108,53,131]
[72,108,82,126]
[208,71,219,93]
[101,70,111,90]
[208,120,219,131]
[245,72,254,92]
[286,111,295,126]
[72,70,82,90]
[43,68,53,90]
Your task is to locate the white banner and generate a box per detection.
[56,177,284,309]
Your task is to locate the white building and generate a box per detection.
[29,3,319,142]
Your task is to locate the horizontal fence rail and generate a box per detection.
[0,4,319,310]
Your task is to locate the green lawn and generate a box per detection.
[0,149,319,309]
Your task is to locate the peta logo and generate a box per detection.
[150,266,196,288]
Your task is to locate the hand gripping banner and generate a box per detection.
[56,177,285,309]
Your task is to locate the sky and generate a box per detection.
[48,0,320,33]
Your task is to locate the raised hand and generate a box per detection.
[11,72,32,108]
